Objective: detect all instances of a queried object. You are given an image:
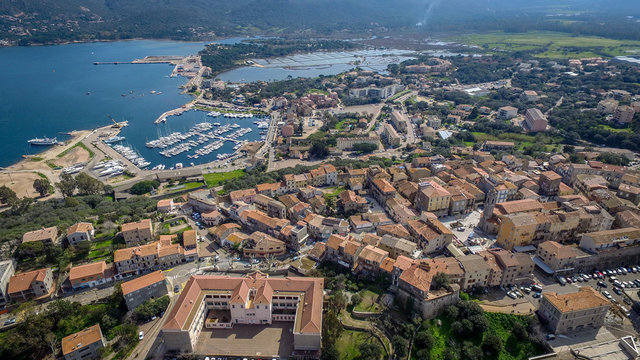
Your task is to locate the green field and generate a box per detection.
[455,31,640,58]
[203,170,245,188]
[388,89,411,101]
[597,125,633,133]
[353,290,383,312]
[336,330,387,360]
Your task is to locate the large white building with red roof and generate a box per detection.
[161,272,323,356]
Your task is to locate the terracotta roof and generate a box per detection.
[373,178,396,194]
[8,268,49,294]
[540,170,562,181]
[114,242,159,263]
[210,223,241,239]
[543,287,609,313]
[22,226,57,243]
[157,199,173,207]
[495,199,543,215]
[378,223,411,239]
[163,273,323,335]
[379,257,396,273]
[256,182,281,192]
[67,222,93,234]
[61,324,103,355]
[326,234,347,250]
[358,245,388,264]
[121,219,152,233]
[69,261,107,283]
[121,270,166,295]
[229,188,256,202]
[399,264,432,292]
[583,227,640,245]
[182,229,197,247]
[394,256,415,271]
[308,242,326,260]
[538,241,577,259]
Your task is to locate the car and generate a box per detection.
[565,277,573,284]
[3,319,15,326]
[457,227,465,231]
[612,298,618,304]
[614,288,623,295]
[532,292,542,299]
[174,285,180,293]
[507,292,518,299]
[602,291,612,299]
[244,264,252,269]
[138,331,144,340]
[609,276,617,283]
[621,268,628,275]
[557,277,567,286]
[545,334,556,341]
[532,284,543,292]
[597,281,607,288]
[624,297,633,305]
[631,267,637,273]
[151,315,157,321]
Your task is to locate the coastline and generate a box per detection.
[0,35,237,48]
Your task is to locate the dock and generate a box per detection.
[154,103,195,124]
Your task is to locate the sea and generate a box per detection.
[0,39,414,168]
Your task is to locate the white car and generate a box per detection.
[507,292,518,299]
[138,331,144,340]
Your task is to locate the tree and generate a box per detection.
[56,174,77,197]
[352,142,379,154]
[130,180,160,195]
[0,185,17,204]
[414,330,434,350]
[469,314,489,333]
[76,173,103,195]
[481,333,502,357]
[351,293,363,307]
[415,348,431,360]
[445,305,459,319]
[11,197,33,215]
[33,178,51,197]
[392,335,408,358]
[321,345,339,360]
[310,142,329,158]
[512,321,528,341]
[462,344,483,360]
[432,272,449,290]
[358,342,382,360]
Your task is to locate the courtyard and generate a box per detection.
[194,322,295,357]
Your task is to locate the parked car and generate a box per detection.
[614,288,623,295]
[532,284,543,292]
[545,334,556,341]
[602,291,612,299]
[557,276,567,286]
[624,297,633,305]
[139,331,144,340]
[597,281,607,288]
[532,292,542,299]
[174,284,180,293]
[507,292,518,299]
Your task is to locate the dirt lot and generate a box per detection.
[194,322,294,357]
[53,146,91,168]
[0,172,50,200]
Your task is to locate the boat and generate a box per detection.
[103,136,125,144]
[28,137,58,146]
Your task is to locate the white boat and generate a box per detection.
[103,136,125,144]
[28,137,57,146]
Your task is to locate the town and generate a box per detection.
[2,39,640,360]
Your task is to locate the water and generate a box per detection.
[217,49,416,83]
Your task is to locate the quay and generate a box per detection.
[154,103,194,124]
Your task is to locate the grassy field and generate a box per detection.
[597,124,633,133]
[203,170,245,188]
[336,330,387,360]
[389,89,411,101]
[455,31,640,58]
[354,290,382,312]
[163,181,204,194]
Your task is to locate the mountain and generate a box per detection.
[1,0,639,45]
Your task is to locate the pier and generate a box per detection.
[154,103,194,124]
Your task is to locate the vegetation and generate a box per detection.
[129,180,161,195]
[0,289,137,360]
[56,141,95,159]
[352,142,379,154]
[33,178,51,197]
[203,170,245,188]
[133,295,170,322]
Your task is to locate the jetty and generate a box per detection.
[154,103,195,124]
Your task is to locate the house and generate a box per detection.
[520,90,539,102]
[161,272,324,355]
[68,261,112,291]
[379,235,418,259]
[121,219,153,247]
[7,268,54,301]
[406,218,454,254]
[498,106,518,120]
[210,223,242,247]
[0,260,16,307]
[539,171,563,197]
[121,270,168,311]
[114,240,185,275]
[355,245,389,277]
[229,188,257,204]
[371,178,396,205]
[458,255,491,290]
[66,222,95,247]
[201,210,222,227]
[22,226,58,245]
[62,324,105,360]
[338,190,368,214]
[613,105,635,124]
[182,229,198,261]
[396,263,460,318]
[157,199,176,213]
[187,189,218,213]
[416,181,451,216]
[482,141,515,152]
[538,287,609,334]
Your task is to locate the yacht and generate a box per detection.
[103,136,125,144]
[28,137,58,146]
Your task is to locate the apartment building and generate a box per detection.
[62,324,105,360]
[416,181,451,216]
[338,190,368,214]
[371,178,397,205]
[114,238,185,275]
[538,287,609,334]
[161,272,323,355]
[384,123,402,146]
[7,268,54,301]
[396,263,460,318]
[613,105,635,124]
[121,270,168,311]
[523,108,548,132]
[497,106,518,120]
[379,235,418,259]
[242,231,286,258]
[121,219,153,247]
[539,171,563,197]
[406,218,454,254]
[458,255,491,290]
[66,222,95,247]
[68,261,112,291]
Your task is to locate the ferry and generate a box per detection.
[28,137,58,146]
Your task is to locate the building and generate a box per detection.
[114,239,185,275]
[498,106,518,120]
[161,272,323,356]
[538,287,609,334]
[523,108,548,132]
[416,181,451,216]
[201,210,223,226]
[62,324,105,360]
[0,260,15,307]
[597,99,618,114]
[66,222,95,247]
[390,111,408,133]
[396,263,460,318]
[157,199,176,213]
[539,171,563,197]
[68,261,112,291]
[121,270,168,311]
[371,178,396,205]
[243,231,287,258]
[338,190,368,214]
[7,268,54,301]
[482,141,515,152]
[579,228,640,253]
[521,90,539,102]
[188,189,218,212]
[379,235,418,259]
[458,255,491,290]
[121,219,153,247]
[614,105,635,124]
[384,123,402,147]
[22,226,58,245]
